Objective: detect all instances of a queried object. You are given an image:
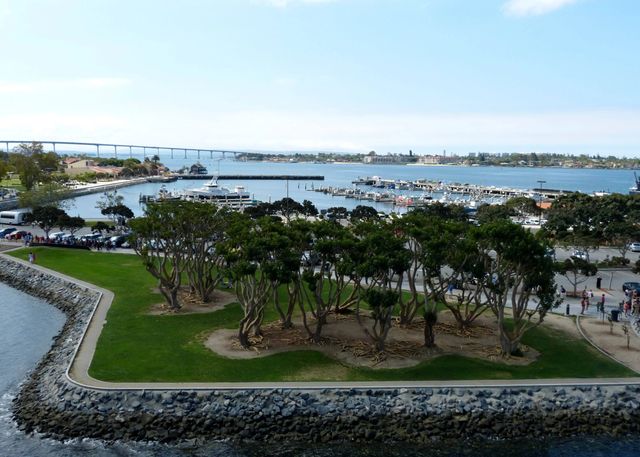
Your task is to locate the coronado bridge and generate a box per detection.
[1,140,247,160]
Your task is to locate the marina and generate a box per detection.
[313,175,575,209]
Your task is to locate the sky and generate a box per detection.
[0,0,638,156]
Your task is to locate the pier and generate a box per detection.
[177,174,324,181]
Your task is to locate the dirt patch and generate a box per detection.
[148,288,236,315]
[579,316,640,373]
[204,310,540,369]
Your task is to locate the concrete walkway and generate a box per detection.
[2,245,640,391]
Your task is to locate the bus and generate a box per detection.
[0,209,32,225]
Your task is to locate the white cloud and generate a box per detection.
[503,0,579,17]
[0,78,131,94]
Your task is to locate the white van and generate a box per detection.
[0,209,32,225]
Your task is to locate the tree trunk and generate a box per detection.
[424,322,435,347]
[499,327,520,356]
[168,288,180,311]
[238,326,251,349]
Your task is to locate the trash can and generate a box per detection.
[611,309,620,322]
[596,277,602,289]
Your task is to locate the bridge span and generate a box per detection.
[1,140,248,160]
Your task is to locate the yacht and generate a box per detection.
[181,178,254,208]
[630,172,640,195]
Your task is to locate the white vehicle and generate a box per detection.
[629,242,640,253]
[0,208,32,225]
[48,231,66,241]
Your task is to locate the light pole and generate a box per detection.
[537,180,546,223]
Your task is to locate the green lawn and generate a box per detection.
[0,177,25,191]
[9,247,637,382]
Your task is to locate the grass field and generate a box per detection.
[0,177,25,191]
[9,247,637,382]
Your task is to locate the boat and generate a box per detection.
[181,177,254,208]
[630,172,640,195]
[146,175,178,183]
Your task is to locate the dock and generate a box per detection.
[175,175,324,181]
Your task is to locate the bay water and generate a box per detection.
[64,159,638,218]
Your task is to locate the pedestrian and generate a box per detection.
[28,251,35,264]
[600,294,606,313]
[581,297,586,314]
[560,285,566,298]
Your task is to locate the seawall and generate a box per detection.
[2,254,640,444]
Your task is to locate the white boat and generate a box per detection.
[181,178,254,208]
[630,172,640,195]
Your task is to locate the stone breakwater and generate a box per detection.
[2,255,640,444]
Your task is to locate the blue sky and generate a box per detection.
[0,0,638,156]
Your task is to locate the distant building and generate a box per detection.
[417,155,457,165]
[362,152,417,164]
[189,162,208,175]
[63,158,122,177]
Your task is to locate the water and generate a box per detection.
[64,158,638,218]
[4,282,640,454]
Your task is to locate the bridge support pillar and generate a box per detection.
[129,146,132,158]
[114,144,117,158]
[96,144,100,158]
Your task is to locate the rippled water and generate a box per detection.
[65,160,638,218]
[2,281,640,456]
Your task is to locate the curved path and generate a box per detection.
[2,248,640,391]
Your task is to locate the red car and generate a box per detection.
[6,230,29,240]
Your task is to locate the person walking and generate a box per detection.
[599,294,606,313]
[28,252,35,264]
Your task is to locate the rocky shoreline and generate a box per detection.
[2,255,640,444]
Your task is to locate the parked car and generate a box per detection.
[48,231,66,241]
[571,250,588,261]
[622,282,640,294]
[109,235,128,247]
[60,233,76,242]
[0,227,17,238]
[6,230,28,240]
[629,242,640,253]
[80,233,101,242]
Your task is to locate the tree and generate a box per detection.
[18,182,72,209]
[299,220,356,342]
[57,215,85,235]
[474,220,560,356]
[360,288,398,353]
[183,203,229,303]
[543,193,604,261]
[302,199,318,217]
[326,206,349,220]
[554,257,598,297]
[101,204,134,227]
[271,197,304,221]
[10,154,41,190]
[130,202,193,311]
[13,142,44,156]
[506,196,538,222]
[28,206,67,239]
[218,215,291,348]
[93,221,114,233]
[350,205,379,221]
[604,221,640,261]
[96,191,128,225]
[475,204,512,225]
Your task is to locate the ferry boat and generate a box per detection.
[630,172,640,195]
[181,177,254,208]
